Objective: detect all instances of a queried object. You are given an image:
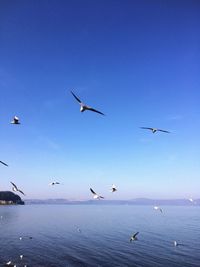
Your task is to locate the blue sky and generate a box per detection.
[0,0,199,199]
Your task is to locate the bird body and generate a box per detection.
[154,206,163,213]
[71,91,105,115]
[49,181,60,186]
[110,184,117,193]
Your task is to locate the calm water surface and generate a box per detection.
[0,205,200,267]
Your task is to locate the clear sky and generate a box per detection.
[0,0,199,200]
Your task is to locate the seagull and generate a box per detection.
[10,182,25,196]
[0,160,8,167]
[90,188,104,200]
[20,255,23,260]
[140,127,170,134]
[75,226,82,233]
[10,116,20,124]
[188,198,194,202]
[110,184,117,193]
[49,181,60,186]
[174,240,184,247]
[130,232,139,242]
[6,261,16,266]
[71,90,105,115]
[19,236,33,240]
[154,206,163,213]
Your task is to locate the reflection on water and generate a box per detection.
[0,205,200,266]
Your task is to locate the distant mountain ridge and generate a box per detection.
[24,198,200,206]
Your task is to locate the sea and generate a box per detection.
[0,204,199,267]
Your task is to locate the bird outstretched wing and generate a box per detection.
[133,232,139,238]
[90,188,96,195]
[71,91,82,103]
[157,129,170,133]
[87,107,105,116]
[0,160,8,167]
[140,127,153,130]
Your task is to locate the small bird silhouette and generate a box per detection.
[140,127,170,134]
[71,91,105,115]
[10,182,25,196]
[130,232,139,242]
[90,188,104,200]
[10,116,20,125]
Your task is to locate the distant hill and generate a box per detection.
[0,191,24,205]
[24,198,200,206]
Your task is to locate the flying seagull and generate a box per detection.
[71,90,105,115]
[90,188,104,200]
[130,232,139,242]
[6,261,16,267]
[0,160,8,167]
[75,226,82,233]
[19,236,33,240]
[174,240,184,247]
[49,181,60,186]
[140,127,170,133]
[10,116,20,124]
[10,182,25,196]
[154,206,163,213]
[110,184,117,193]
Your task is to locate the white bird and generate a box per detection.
[71,91,105,115]
[10,182,25,196]
[110,184,117,193]
[6,261,16,266]
[140,127,170,134]
[130,232,139,242]
[49,181,60,186]
[0,160,8,167]
[154,206,163,213]
[189,198,194,202]
[90,188,104,200]
[174,240,184,247]
[10,116,20,124]
[20,255,23,260]
[75,226,82,233]
[19,236,33,240]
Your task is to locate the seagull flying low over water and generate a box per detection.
[110,184,117,193]
[6,261,16,266]
[140,127,170,134]
[0,160,8,167]
[71,90,105,115]
[49,182,60,186]
[75,226,82,233]
[19,236,33,240]
[174,240,184,247]
[90,188,104,200]
[154,206,163,213]
[10,116,20,124]
[10,182,25,196]
[130,232,139,242]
